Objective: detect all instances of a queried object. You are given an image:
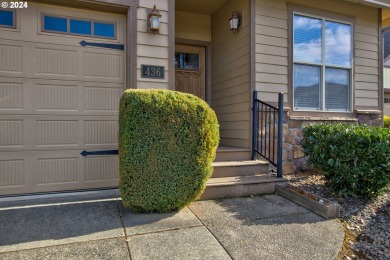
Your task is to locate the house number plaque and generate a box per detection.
[141,65,165,79]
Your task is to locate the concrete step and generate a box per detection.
[215,147,251,162]
[200,175,288,200]
[212,160,269,178]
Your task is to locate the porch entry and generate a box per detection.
[175,44,206,100]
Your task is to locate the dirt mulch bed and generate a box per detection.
[284,171,390,260]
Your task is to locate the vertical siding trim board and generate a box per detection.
[251,0,256,152]
[207,44,211,104]
[128,4,138,89]
[168,0,175,90]
[379,9,384,126]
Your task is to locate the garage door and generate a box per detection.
[0,3,126,195]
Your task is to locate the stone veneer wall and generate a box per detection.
[282,110,382,174]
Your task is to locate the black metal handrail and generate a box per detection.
[252,91,284,177]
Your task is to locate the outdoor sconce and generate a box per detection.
[148,5,161,34]
[229,11,241,32]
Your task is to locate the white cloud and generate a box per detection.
[325,24,351,66]
[294,39,322,63]
[294,16,322,30]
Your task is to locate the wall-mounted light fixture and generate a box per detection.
[229,11,241,32]
[148,5,162,34]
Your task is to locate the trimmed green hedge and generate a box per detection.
[119,89,219,212]
[385,115,390,128]
[302,123,390,198]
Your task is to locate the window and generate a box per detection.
[0,10,15,28]
[175,53,199,71]
[42,14,116,39]
[70,19,92,35]
[293,14,352,112]
[44,16,67,32]
[385,98,390,104]
[94,22,115,38]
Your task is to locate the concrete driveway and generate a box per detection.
[0,192,344,259]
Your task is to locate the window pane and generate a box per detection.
[94,22,115,38]
[294,64,321,110]
[70,19,91,35]
[325,68,350,111]
[175,53,199,70]
[0,10,14,27]
[294,15,322,63]
[325,21,351,66]
[44,16,67,32]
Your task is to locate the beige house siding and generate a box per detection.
[385,92,390,116]
[384,68,390,88]
[211,0,251,148]
[137,0,170,89]
[176,11,211,42]
[255,0,380,110]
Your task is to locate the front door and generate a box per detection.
[175,44,206,100]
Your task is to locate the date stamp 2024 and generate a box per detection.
[2,1,28,8]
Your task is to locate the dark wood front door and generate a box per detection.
[175,44,206,100]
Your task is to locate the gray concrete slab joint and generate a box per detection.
[187,205,234,260]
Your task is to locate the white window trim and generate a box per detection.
[292,11,354,113]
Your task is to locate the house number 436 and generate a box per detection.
[145,67,161,77]
[141,65,165,79]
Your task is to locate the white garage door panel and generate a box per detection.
[0,77,122,116]
[0,39,125,84]
[0,115,119,152]
[0,3,125,196]
[0,151,119,195]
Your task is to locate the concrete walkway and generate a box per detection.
[0,192,344,260]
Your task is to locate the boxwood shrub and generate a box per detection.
[119,89,219,212]
[302,123,390,198]
[385,115,390,128]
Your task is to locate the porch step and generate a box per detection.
[212,160,269,178]
[200,175,288,200]
[215,146,251,162]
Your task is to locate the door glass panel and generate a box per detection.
[175,53,199,71]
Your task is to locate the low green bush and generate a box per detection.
[384,115,390,128]
[302,123,390,198]
[119,89,219,212]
